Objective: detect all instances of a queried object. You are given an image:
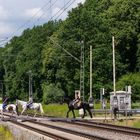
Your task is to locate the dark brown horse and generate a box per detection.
[64,98,93,118]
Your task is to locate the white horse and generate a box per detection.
[16,99,44,117]
[0,104,19,119]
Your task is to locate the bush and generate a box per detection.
[42,83,64,104]
[116,73,140,101]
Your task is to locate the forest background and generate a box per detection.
[0,0,140,104]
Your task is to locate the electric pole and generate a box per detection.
[28,70,33,99]
[90,45,92,98]
[112,36,116,96]
[80,41,85,102]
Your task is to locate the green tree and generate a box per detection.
[42,83,64,104]
[116,73,140,101]
[1,0,140,103]
[2,21,61,101]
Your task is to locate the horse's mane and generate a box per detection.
[64,97,71,104]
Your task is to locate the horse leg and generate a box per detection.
[2,108,5,118]
[11,111,14,117]
[16,106,19,116]
[0,110,1,119]
[34,114,37,117]
[14,109,18,116]
[82,108,86,118]
[87,108,93,118]
[14,110,17,119]
[66,109,71,118]
[34,109,37,117]
[40,108,44,117]
[34,113,37,117]
[0,110,3,119]
[72,109,76,118]
[21,108,26,115]
[1,110,4,119]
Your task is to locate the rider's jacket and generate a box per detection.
[27,97,33,107]
[3,96,9,105]
[73,95,80,106]
[2,96,9,109]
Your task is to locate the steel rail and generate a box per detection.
[9,120,71,140]
[1,113,110,140]
[53,119,140,137]
[28,120,111,140]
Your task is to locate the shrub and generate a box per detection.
[116,73,140,101]
[42,83,64,104]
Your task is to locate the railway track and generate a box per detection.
[27,120,110,140]
[1,113,110,140]
[51,118,140,137]
[1,113,140,139]
[9,120,71,140]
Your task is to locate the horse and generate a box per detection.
[0,104,19,119]
[16,99,44,117]
[64,98,93,118]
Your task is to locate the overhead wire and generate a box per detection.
[31,0,75,26]
[49,37,81,63]
[0,0,58,47]
[50,0,75,20]
[48,0,81,62]
[0,0,80,47]
[32,0,58,25]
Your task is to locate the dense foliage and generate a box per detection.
[116,73,140,101]
[0,0,140,103]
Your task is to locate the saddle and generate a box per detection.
[27,104,33,109]
[73,101,81,108]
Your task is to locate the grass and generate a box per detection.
[94,103,110,109]
[133,120,140,128]
[19,102,140,118]
[0,100,139,139]
[43,103,79,118]
[42,103,140,129]
[0,125,15,140]
[114,119,140,128]
[132,102,140,109]
[0,98,140,125]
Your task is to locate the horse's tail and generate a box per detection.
[39,103,44,115]
[86,102,94,109]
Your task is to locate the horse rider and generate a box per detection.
[2,95,9,111]
[73,92,81,107]
[26,96,33,109]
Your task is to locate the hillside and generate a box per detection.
[0,0,140,102]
